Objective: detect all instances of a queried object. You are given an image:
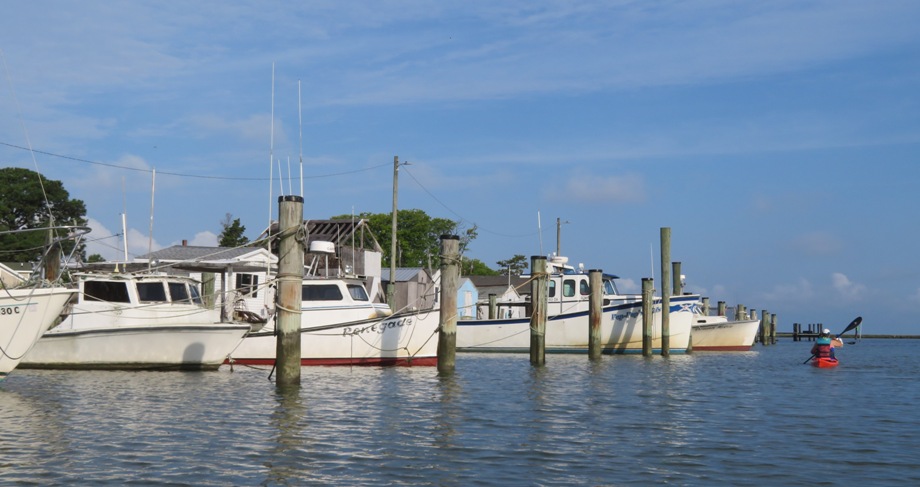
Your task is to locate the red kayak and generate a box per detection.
[811,357,839,368]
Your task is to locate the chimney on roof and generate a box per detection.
[182,240,188,246]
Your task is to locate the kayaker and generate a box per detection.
[811,328,843,360]
[811,329,834,360]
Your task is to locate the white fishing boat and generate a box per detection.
[1,285,76,379]
[690,314,760,351]
[228,275,439,366]
[21,273,251,370]
[458,254,699,354]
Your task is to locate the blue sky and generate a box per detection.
[2,1,919,334]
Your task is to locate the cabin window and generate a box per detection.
[347,284,369,301]
[83,281,131,303]
[235,273,259,298]
[137,282,168,302]
[168,282,192,304]
[189,284,203,305]
[563,279,576,297]
[580,279,590,296]
[548,280,556,298]
[302,284,343,301]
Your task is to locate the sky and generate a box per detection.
[1,1,919,335]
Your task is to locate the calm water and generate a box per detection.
[2,339,919,486]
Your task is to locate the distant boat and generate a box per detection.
[21,272,251,370]
[1,285,76,379]
[458,254,698,354]
[690,314,760,351]
[228,275,439,366]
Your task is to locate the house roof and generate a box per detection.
[381,267,434,283]
[468,275,532,295]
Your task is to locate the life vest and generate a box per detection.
[812,337,832,358]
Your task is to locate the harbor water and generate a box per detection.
[2,339,919,486]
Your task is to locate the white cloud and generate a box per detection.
[760,277,815,302]
[180,231,219,247]
[616,277,639,294]
[551,172,645,203]
[790,231,842,256]
[832,272,866,300]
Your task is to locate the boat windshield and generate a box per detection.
[603,278,619,295]
[137,282,168,302]
[168,282,192,304]
[83,280,131,303]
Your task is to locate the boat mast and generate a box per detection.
[298,79,304,198]
[147,168,155,272]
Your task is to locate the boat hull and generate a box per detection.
[20,324,251,370]
[1,287,76,378]
[457,295,698,354]
[811,357,839,368]
[228,308,440,366]
[691,317,760,351]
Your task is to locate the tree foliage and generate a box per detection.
[0,167,87,262]
[218,213,249,247]
[496,254,529,276]
[332,209,487,270]
[461,257,499,276]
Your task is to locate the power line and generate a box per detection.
[402,165,537,239]
[0,141,390,181]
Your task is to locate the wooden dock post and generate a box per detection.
[759,310,769,346]
[588,269,603,361]
[770,313,777,344]
[530,255,548,366]
[642,277,653,357]
[701,297,710,316]
[275,195,304,388]
[718,301,726,317]
[488,294,497,319]
[671,261,682,296]
[660,228,671,356]
[437,235,460,375]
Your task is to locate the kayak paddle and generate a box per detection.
[802,316,862,364]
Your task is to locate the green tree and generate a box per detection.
[332,209,473,268]
[496,254,529,276]
[87,254,106,263]
[0,167,87,262]
[461,257,498,276]
[218,213,249,247]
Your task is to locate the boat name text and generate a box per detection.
[343,317,413,336]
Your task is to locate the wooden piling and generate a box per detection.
[530,255,548,366]
[642,277,653,357]
[660,228,671,357]
[671,261,682,296]
[44,228,61,281]
[759,310,768,346]
[718,301,726,317]
[488,294,497,319]
[437,235,460,375]
[701,297,710,316]
[588,269,603,361]
[770,313,777,344]
[275,195,304,388]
